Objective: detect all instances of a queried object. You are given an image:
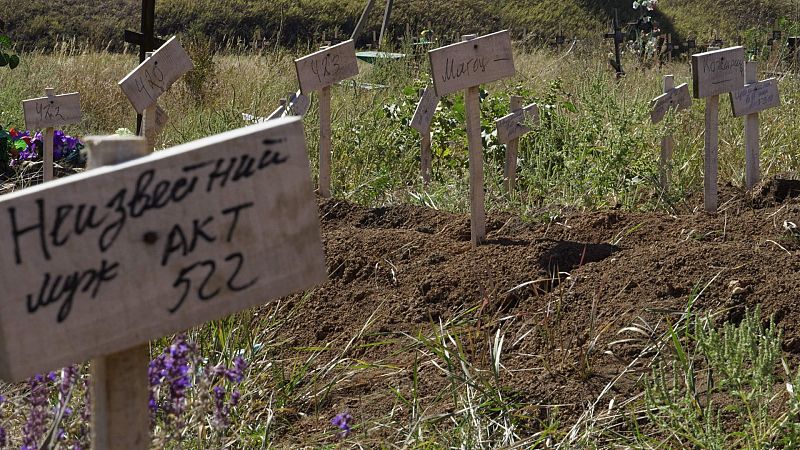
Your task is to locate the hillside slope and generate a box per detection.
[6,0,798,50]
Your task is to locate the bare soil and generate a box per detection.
[267,177,800,444]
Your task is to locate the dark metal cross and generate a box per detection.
[124,0,166,134]
[604,10,625,78]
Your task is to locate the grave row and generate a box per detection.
[5,30,781,449]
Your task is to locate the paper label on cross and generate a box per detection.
[691,46,745,98]
[411,85,439,132]
[495,103,539,143]
[427,30,516,97]
[0,117,326,381]
[294,40,359,94]
[22,93,81,130]
[730,78,780,117]
[650,83,692,124]
[119,36,194,114]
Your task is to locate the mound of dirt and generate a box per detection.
[267,177,800,443]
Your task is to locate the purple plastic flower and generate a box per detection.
[331,412,353,437]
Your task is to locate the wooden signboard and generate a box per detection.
[0,117,326,382]
[411,85,439,133]
[22,89,82,182]
[691,46,745,213]
[691,46,745,99]
[294,41,359,197]
[22,92,81,130]
[730,78,780,117]
[118,36,194,114]
[411,85,439,183]
[496,103,539,143]
[294,40,359,94]
[428,30,515,97]
[650,83,691,124]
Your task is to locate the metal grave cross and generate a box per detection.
[604,10,625,78]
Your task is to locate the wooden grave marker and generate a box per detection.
[119,40,193,152]
[410,85,440,183]
[650,76,692,190]
[22,89,82,182]
[730,61,781,189]
[294,40,359,197]
[123,0,166,135]
[0,117,327,449]
[691,46,745,212]
[495,97,539,192]
[429,31,516,246]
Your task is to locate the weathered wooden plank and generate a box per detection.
[0,117,326,381]
[704,95,720,212]
[294,40,359,93]
[22,92,81,130]
[428,30,516,97]
[119,36,194,114]
[650,83,692,124]
[411,85,439,132]
[495,103,539,143]
[730,77,780,117]
[691,46,745,98]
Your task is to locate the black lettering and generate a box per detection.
[206,158,236,192]
[162,224,189,266]
[8,199,50,265]
[232,154,257,181]
[50,205,73,247]
[221,202,254,242]
[99,189,127,252]
[225,252,258,292]
[258,150,288,169]
[74,204,106,235]
[190,217,216,250]
[128,170,155,218]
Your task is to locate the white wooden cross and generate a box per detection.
[119,37,193,152]
[0,117,327,449]
[22,89,81,182]
[428,30,516,246]
[495,97,539,192]
[650,75,692,191]
[691,46,745,213]
[294,40,360,197]
[730,61,780,189]
[410,85,439,183]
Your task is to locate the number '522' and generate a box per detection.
[169,252,258,313]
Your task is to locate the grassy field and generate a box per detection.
[2,37,800,447]
[6,0,799,51]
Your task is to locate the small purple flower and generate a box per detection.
[0,394,6,447]
[331,412,353,437]
[22,374,51,449]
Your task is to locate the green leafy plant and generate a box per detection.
[0,20,19,69]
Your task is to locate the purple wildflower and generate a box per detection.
[331,412,353,437]
[149,334,196,429]
[0,394,6,447]
[22,374,51,449]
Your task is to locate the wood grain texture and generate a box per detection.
[691,46,745,98]
[659,76,676,191]
[420,130,431,184]
[89,137,151,450]
[502,96,522,192]
[411,85,439,132]
[22,92,81,130]
[650,83,692,124]
[0,117,326,381]
[294,40,359,93]
[730,78,780,117]
[318,86,332,197]
[704,95,720,213]
[466,85,485,246]
[743,62,761,190]
[119,36,194,114]
[428,30,515,97]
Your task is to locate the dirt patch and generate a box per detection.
[265,178,800,443]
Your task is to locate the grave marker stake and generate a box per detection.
[495,97,539,192]
[649,75,691,191]
[22,88,82,182]
[604,10,625,78]
[411,85,440,183]
[294,40,359,197]
[692,46,745,213]
[729,61,781,189]
[504,95,522,192]
[86,136,152,450]
[428,30,516,246]
[660,76,674,190]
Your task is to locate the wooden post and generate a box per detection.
[42,88,55,182]
[743,61,760,189]
[378,0,393,48]
[86,135,152,450]
[319,85,332,197]
[461,34,485,246]
[350,0,376,42]
[411,86,439,184]
[504,95,522,192]
[704,94,719,212]
[660,75,675,191]
[420,129,432,184]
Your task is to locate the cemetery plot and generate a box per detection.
[0,117,326,381]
